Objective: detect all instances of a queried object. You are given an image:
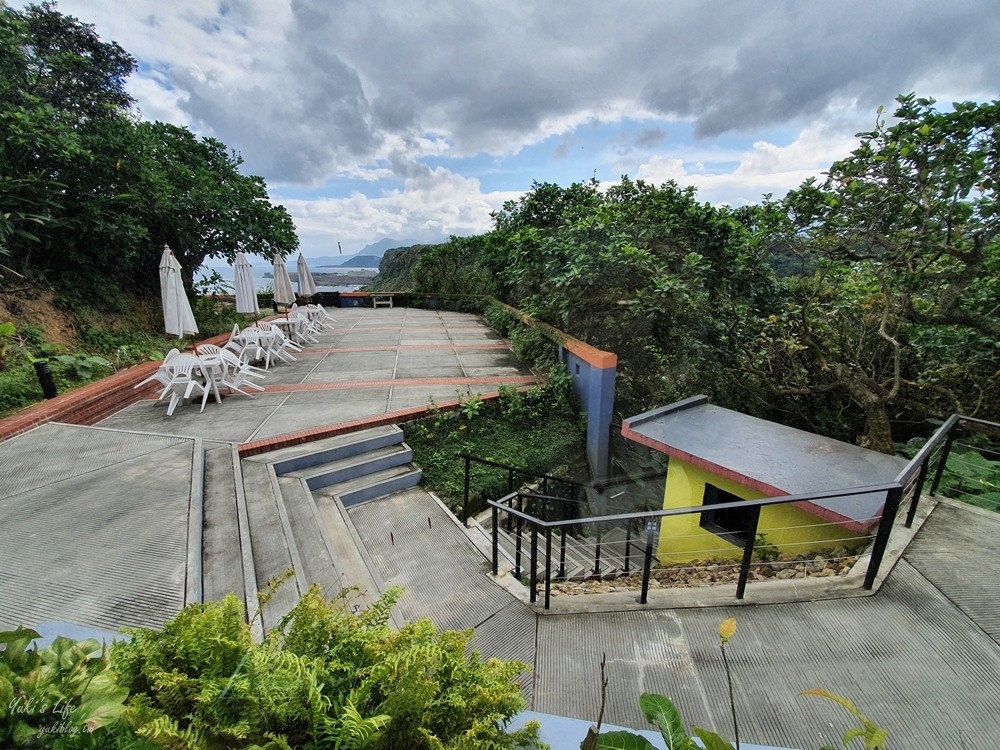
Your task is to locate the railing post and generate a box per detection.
[736,506,762,600]
[639,522,656,605]
[592,523,603,577]
[514,496,523,578]
[929,432,957,496]
[559,529,567,579]
[904,458,931,528]
[505,470,516,532]
[623,524,632,573]
[491,503,499,575]
[864,485,903,589]
[529,523,538,604]
[463,457,472,527]
[544,528,552,609]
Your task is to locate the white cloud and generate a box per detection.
[637,125,859,205]
[278,168,514,256]
[41,0,1000,245]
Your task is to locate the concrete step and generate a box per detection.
[239,459,303,632]
[282,444,414,491]
[276,476,347,600]
[312,494,388,609]
[313,464,423,507]
[260,425,404,475]
[201,443,246,603]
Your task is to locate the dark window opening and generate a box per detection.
[700,483,753,546]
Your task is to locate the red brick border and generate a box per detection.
[237,384,540,457]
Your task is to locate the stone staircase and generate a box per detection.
[200,425,421,633]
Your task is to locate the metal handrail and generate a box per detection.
[486,412,1000,609]
[458,453,587,525]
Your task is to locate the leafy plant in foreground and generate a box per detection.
[594,619,739,750]
[0,626,128,748]
[113,585,541,750]
[802,690,887,750]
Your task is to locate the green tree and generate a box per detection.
[473,177,777,415]
[0,2,298,294]
[16,1,135,123]
[750,95,1000,451]
[66,120,299,291]
[0,4,88,268]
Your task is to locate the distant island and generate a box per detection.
[291,269,377,286]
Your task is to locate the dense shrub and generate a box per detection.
[406,370,585,516]
[111,586,540,750]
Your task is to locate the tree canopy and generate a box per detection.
[398,96,998,450]
[747,94,1000,451]
[0,2,298,293]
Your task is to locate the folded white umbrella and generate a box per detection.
[297,253,319,298]
[272,253,296,308]
[234,251,260,315]
[159,244,198,338]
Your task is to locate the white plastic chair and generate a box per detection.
[226,326,266,365]
[216,349,266,397]
[133,348,182,393]
[288,309,320,343]
[157,354,211,415]
[310,304,336,330]
[256,321,300,363]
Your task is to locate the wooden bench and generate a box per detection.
[371,294,394,308]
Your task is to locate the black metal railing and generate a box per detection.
[486,413,1000,610]
[457,453,669,526]
[457,453,589,525]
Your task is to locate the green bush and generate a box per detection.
[407,380,585,516]
[112,586,540,750]
[0,364,45,416]
[0,626,128,748]
[482,302,519,338]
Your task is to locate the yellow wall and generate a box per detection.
[656,458,864,564]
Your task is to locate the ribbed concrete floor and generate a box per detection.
[353,491,1000,748]
[348,488,515,632]
[0,424,194,631]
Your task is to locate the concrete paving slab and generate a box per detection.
[464,366,531,378]
[248,399,392,440]
[401,332,452,342]
[0,424,192,632]
[309,351,398,371]
[101,399,281,444]
[303,368,396,383]
[282,391,391,411]
[458,350,525,367]
[388,390,491,411]
[396,365,468,378]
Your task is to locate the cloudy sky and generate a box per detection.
[41,0,1000,258]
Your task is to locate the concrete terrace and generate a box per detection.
[1,304,998,748]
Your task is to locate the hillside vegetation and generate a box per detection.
[1,3,997,454]
[372,97,1000,452]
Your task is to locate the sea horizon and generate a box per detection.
[196,263,378,293]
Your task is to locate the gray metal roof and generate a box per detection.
[621,396,908,529]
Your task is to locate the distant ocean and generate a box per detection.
[196,264,378,293]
